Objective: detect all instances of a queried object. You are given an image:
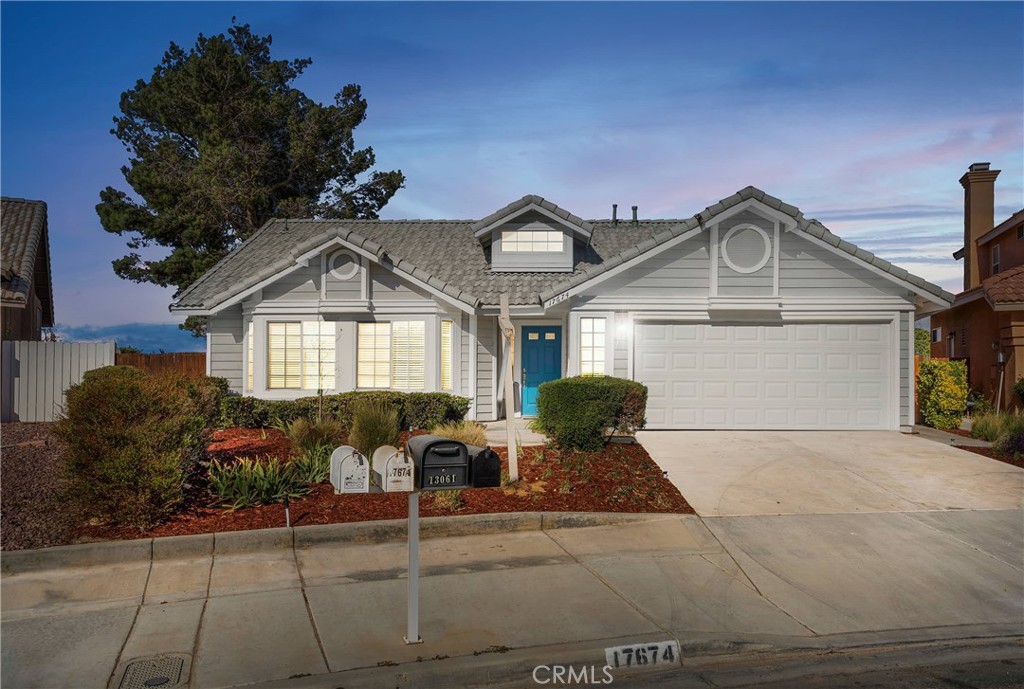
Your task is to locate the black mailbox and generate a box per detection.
[467,445,501,488]
[406,435,470,490]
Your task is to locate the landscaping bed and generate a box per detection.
[2,425,693,549]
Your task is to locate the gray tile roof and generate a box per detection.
[470,194,594,237]
[172,187,954,311]
[1,197,54,324]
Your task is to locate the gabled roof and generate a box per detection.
[982,264,1024,310]
[470,194,593,242]
[172,187,954,313]
[1,197,54,325]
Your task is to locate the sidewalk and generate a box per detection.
[2,510,1021,689]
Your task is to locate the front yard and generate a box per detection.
[0,423,693,550]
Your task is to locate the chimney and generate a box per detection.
[960,162,1000,291]
[612,204,618,225]
[631,205,638,225]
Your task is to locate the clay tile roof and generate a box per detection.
[982,264,1024,305]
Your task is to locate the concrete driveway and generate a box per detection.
[637,430,1024,517]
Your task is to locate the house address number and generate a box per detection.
[543,291,570,308]
[604,640,679,669]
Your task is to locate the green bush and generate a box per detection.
[209,457,308,510]
[918,359,968,430]
[291,446,332,485]
[275,417,347,456]
[534,376,648,451]
[54,366,220,529]
[971,412,1005,442]
[1015,377,1024,406]
[914,328,931,358]
[968,389,993,417]
[995,431,1024,459]
[349,398,401,459]
[219,391,469,430]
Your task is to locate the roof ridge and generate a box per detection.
[0,196,47,205]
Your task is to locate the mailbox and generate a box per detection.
[467,445,501,488]
[373,445,414,492]
[330,446,382,494]
[405,435,469,491]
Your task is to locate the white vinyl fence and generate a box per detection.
[1,341,116,422]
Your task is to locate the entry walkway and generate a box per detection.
[482,417,547,446]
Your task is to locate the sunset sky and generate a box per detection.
[2,2,1021,351]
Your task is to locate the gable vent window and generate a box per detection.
[268,321,335,390]
[357,321,425,390]
[502,230,563,252]
[992,245,1001,274]
[579,317,606,376]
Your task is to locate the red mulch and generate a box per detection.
[958,444,1024,470]
[74,429,694,542]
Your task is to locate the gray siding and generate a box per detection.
[779,233,912,299]
[369,265,434,302]
[475,317,497,420]
[324,263,362,300]
[587,235,709,298]
[901,311,911,428]
[491,211,573,272]
[262,264,320,302]
[209,305,244,392]
[613,312,628,378]
[717,210,774,296]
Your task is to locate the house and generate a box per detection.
[171,186,953,431]
[1,198,54,341]
[927,163,1024,409]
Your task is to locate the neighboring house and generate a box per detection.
[1,198,54,341]
[171,186,953,431]
[927,163,1024,408]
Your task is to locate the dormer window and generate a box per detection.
[501,230,564,253]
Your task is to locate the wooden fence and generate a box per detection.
[1,341,116,422]
[115,352,207,377]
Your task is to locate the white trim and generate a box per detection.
[490,318,498,421]
[892,315,901,431]
[328,249,360,281]
[706,198,800,230]
[468,315,478,420]
[772,222,781,297]
[541,226,704,309]
[624,311,635,380]
[906,311,914,430]
[720,223,771,274]
[474,203,591,241]
[710,224,719,297]
[205,331,212,376]
[795,230,951,308]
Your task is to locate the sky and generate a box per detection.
[2,1,1022,351]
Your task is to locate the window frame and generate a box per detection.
[930,327,941,344]
[579,316,608,376]
[266,320,336,391]
[500,229,565,253]
[356,319,428,391]
[991,244,1001,274]
[568,312,615,377]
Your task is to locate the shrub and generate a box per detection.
[431,489,464,511]
[1015,377,1024,407]
[219,391,469,430]
[430,420,487,447]
[208,457,309,510]
[967,389,993,417]
[54,366,219,529]
[995,431,1024,459]
[914,328,931,358]
[917,359,968,430]
[349,398,400,459]
[534,376,648,451]
[275,417,347,456]
[971,412,1005,442]
[291,445,332,485]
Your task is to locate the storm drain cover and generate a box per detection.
[119,655,185,689]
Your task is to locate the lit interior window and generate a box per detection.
[501,230,564,252]
[579,317,606,376]
[267,321,335,390]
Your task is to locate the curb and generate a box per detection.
[1,511,679,574]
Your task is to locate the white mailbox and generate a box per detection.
[331,446,370,494]
[373,445,414,492]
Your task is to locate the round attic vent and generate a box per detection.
[721,224,771,274]
[329,250,359,281]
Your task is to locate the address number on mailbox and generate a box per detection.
[424,467,467,487]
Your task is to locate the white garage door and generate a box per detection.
[635,322,893,430]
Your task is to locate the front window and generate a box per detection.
[501,230,563,252]
[579,317,606,375]
[930,327,941,344]
[440,320,454,391]
[267,321,335,390]
[357,321,425,390]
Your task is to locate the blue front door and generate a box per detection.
[521,326,562,416]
